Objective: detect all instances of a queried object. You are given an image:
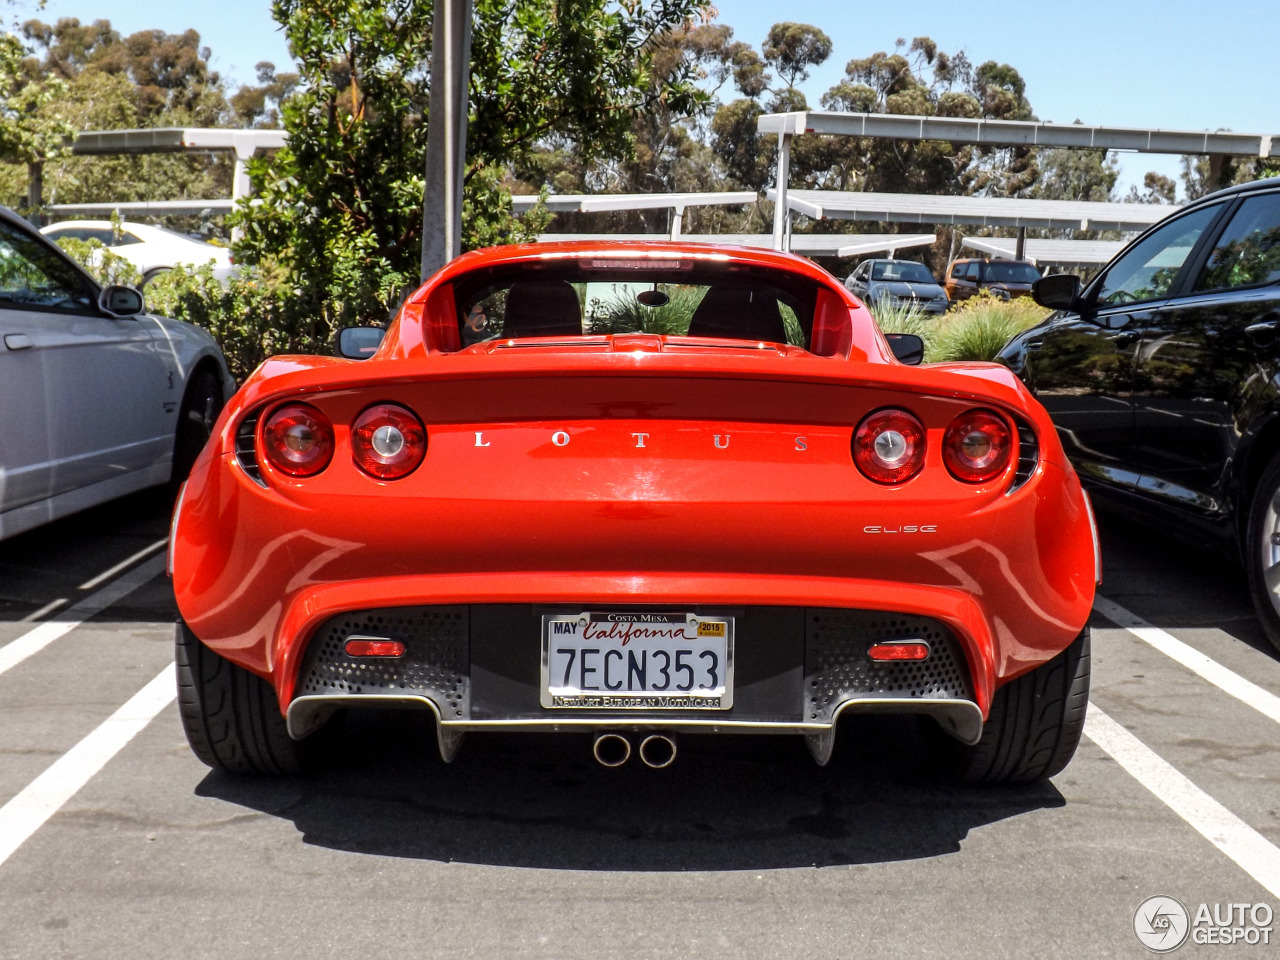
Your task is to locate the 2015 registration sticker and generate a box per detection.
[540,612,733,710]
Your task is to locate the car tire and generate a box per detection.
[141,267,171,286]
[932,627,1091,783]
[1244,452,1280,654]
[175,618,336,775]
[170,368,224,486]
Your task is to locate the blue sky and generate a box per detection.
[23,0,1280,198]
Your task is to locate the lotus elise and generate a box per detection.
[169,241,1098,782]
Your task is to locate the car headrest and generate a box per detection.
[502,280,583,338]
[686,283,788,344]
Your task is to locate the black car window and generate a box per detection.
[0,221,96,314]
[1193,192,1280,292]
[964,262,980,280]
[980,262,1040,284]
[1096,204,1221,306]
[872,261,935,283]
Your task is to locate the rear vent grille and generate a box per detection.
[1009,417,1039,493]
[234,412,265,487]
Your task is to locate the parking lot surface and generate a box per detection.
[1,491,1278,958]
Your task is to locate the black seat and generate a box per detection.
[501,280,583,338]
[686,283,788,343]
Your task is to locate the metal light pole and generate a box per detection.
[420,0,474,281]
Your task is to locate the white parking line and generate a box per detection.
[1085,705,1280,899]
[0,664,175,868]
[77,538,167,591]
[18,598,67,623]
[1093,595,1280,726]
[0,555,166,678]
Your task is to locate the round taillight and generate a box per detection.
[261,403,334,477]
[351,403,426,479]
[853,409,926,484]
[943,409,1013,483]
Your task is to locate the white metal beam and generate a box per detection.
[511,191,756,214]
[768,188,1177,232]
[535,233,936,257]
[756,111,1280,158]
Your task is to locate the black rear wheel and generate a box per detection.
[171,368,223,486]
[1244,451,1280,655]
[175,618,336,775]
[932,627,1091,783]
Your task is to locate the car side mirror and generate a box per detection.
[337,325,386,359]
[1032,274,1082,312]
[885,333,925,365]
[99,285,144,318]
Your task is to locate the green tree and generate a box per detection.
[0,31,72,214]
[762,22,831,90]
[236,0,713,328]
[1033,146,1119,203]
[0,18,238,216]
[230,61,300,128]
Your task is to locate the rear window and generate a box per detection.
[980,262,1040,284]
[871,261,935,283]
[452,257,818,349]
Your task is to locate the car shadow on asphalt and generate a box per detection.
[0,488,177,624]
[196,710,1064,871]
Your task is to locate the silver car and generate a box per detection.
[0,207,234,541]
[845,258,950,314]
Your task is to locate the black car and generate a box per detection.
[999,176,1280,652]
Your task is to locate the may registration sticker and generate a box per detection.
[540,612,733,710]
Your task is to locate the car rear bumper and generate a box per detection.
[284,602,984,764]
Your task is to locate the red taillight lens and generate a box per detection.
[943,409,1013,483]
[261,403,334,477]
[853,408,926,484]
[351,403,427,479]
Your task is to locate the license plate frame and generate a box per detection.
[540,611,734,710]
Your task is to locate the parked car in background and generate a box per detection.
[998,176,1280,653]
[1,206,234,541]
[946,258,1041,302]
[845,258,949,314]
[41,220,235,284]
[170,240,1098,783]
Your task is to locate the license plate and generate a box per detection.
[541,612,733,710]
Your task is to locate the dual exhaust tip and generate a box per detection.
[592,732,676,769]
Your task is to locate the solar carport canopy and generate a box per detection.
[961,237,1127,267]
[768,189,1181,232]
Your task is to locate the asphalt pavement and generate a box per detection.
[1,489,1277,959]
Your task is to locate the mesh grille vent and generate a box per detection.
[804,610,972,723]
[297,606,470,718]
[234,412,265,487]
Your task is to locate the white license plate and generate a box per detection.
[540,612,733,710]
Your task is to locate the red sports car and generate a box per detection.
[169,241,1098,782]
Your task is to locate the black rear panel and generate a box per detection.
[295,605,975,724]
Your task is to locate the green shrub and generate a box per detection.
[145,262,339,382]
[50,236,142,287]
[868,297,937,353]
[868,293,1048,364]
[587,285,705,335]
[929,294,1048,363]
